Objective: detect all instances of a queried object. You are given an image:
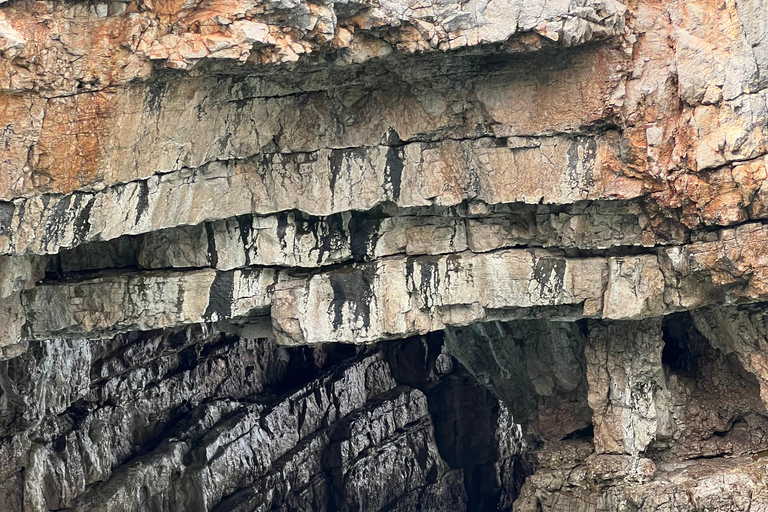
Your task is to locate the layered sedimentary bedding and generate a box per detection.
[2,0,768,509]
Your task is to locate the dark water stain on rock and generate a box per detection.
[328,265,377,332]
[204,271,235,321]
[349,214,383,263]
[532,256,566,299]
[384,146,404,202]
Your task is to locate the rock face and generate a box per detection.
[2,0,768,509]
[0,330,524,511]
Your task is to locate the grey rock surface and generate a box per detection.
[0,329,524,511]
[2,0,768,509]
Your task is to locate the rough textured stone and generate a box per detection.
[0,330,522,512]
[585,319,672,456]
[26,222,768,344]
[3,0,768,509]
[445,321,592,442]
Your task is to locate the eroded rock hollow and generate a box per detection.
[1,0,768,509]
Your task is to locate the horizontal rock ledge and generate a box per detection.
[0,0,626,96]
[49,198,686,275]
[0,131,650,257]
[23,221,768,342]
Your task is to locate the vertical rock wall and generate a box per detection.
[1,0,768,509]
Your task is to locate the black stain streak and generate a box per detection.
[329,150,344,195]
[418,257,441,308]
[293,211,311,237]
[276,212,289,250]
[532,256,566,298]
[135,180,150,224]
[195,101,207,122]
[204,271,235,321]
[0,202,15,241]
[204,223,218,268]
[384,146,404,202]
[15,201,25,240]
[328,148,369,200]
[349,214,382,263]
[236,216,254,265]
[144,81,167,113]
[405,258,415,292]
[328,265,376,331]
[316,214,347,265]
[72,195,95,245]
[41,195,69,249]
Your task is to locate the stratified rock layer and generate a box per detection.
[2,0,768,509]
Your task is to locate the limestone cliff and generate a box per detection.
[1,0,768,509]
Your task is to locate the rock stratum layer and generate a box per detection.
[2,0,768,510]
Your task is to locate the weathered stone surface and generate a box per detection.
[24,268,276,339]
[0,328,522,512]
[26,220,768,344]
[49,199,691,274]
[0,0,626,94]
[4,0,768,508]
[515,452,768,512]
[454,313,768,510]
[272,249,609,345]
[585,319,672,456]
[692,305,768,407]
[445,321,592,442]
[0,131,645,257]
